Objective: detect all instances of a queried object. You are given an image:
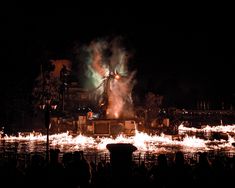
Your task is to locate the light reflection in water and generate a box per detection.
[0,124,235,156]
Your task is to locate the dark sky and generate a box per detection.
[1,7,235,111]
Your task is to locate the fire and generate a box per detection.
[178,124,235,133]
[82,38,135,119]
[114,112,119,118]
[181,135,207,148]
[3,131,45,141]
[115,74,120,80]
[1,124,235,154]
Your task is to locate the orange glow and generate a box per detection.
[50,60,72,78]
[1,124,235,153]
[115,74,120,80]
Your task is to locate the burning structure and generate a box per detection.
[4,38,235,156]
[32,38,137,136]
[82,38,136,119]
[78,38,136,136]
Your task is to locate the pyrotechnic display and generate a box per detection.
[82,38,135,119]
[1,10,235,187]
[1,124,235,154]
[1,37,235,157]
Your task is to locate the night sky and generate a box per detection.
[1,7,234,121]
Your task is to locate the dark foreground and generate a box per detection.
[0,149,235,188]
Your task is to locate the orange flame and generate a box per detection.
[1,124,235,154]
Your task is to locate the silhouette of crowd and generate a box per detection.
[0,149,235,188]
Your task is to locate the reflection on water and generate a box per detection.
[0,124,235,157]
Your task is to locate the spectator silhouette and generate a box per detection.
[171,151,192,188]
[70,151,91,188]
[193,152,212,187]
[95,161,106,187]
[1,157,24,187]
[1,150,235,188]
[25,154,45,188]
[62,152,74,188]
[150,154,170,188]
[46,149,64,187]
[79,151,91,188]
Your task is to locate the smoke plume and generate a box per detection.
[81,37,135,119]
